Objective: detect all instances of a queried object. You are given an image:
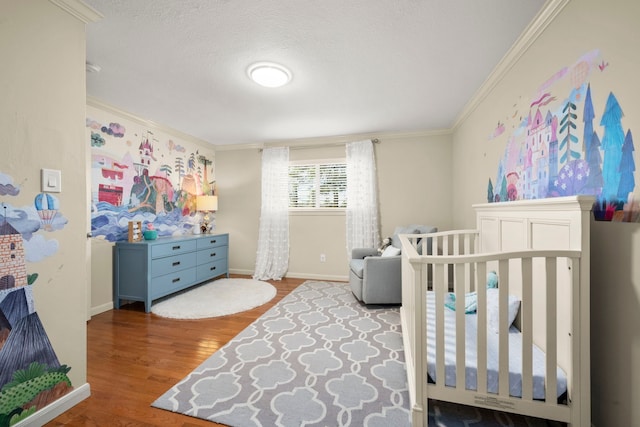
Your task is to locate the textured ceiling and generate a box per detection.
[84,0,546,146]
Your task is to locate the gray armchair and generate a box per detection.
[349,225,437,305]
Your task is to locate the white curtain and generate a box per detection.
[254,147,290,280]
[346,139,380,258]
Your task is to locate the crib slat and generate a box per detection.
[464,236,472,293]
[455,263,465,389]
[430,235,436,258]
[569,257,585,425]
[435,263,446,390]
[476,261,488,394]
[464,233,471,256]
[419,262,429,417]
[521,257,533,401]
[498,259,509,397]
[546,257,558,403]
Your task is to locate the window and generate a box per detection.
[289,160,346,209]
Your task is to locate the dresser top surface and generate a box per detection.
[115,232,228,247]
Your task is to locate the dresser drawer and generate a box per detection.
[115,233,229,313]
[151,239,197,259]
[196,247,226,264]
[196,259,228,282]
[151,253,197,277]
[151,268,197,299]
[197,234,228,250]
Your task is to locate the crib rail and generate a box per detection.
[400,231,582,426]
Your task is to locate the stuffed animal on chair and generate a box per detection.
[377,237,392,255]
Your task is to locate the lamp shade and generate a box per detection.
[197,195,218,211]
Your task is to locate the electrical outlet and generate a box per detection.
[320,253,326,262]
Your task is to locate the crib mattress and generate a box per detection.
[425,292,568,399]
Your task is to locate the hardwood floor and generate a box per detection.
[47,275,308,426]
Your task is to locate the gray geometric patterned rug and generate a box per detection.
[152,281,565,427]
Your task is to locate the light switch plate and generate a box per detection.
[41,168,62,193]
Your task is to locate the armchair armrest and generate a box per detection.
[363,255,401,278]
[361,255,402,304]
[352,248,379,259]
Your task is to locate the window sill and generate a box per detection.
[289,209,346,216]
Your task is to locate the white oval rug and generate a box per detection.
[151,278,277,319]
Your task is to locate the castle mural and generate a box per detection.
[0,173,72,427]
[488,50,637,221]
[87,106,216,242]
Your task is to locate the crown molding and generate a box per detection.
[214,142,265,152]
[49,0,103,23]
[451,0,570,130]
[87,96,214,149]
[266,129,453,146]
[215,128,452,152]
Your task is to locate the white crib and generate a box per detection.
[400,196,593,426]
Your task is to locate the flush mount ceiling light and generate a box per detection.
[248,62,292,88]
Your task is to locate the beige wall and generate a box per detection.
[590,220,640,426]
[0,0,92,390]
[216,133,452,280]
[214,148,263,275]
[451,0,640,425]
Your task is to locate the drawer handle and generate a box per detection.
[210,253,216,257]
[172,278,180,283]
[210,266,216,271]
[172,261,181,266]
[172,245,181,250]
[210,239,216,244]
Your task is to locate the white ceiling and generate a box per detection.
[84,0,546,146]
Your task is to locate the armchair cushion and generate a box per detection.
[381,246,401,257]
[391,226,420,248]
[413,225,438,255]
[352,247,378,260]
[390,224,438,253]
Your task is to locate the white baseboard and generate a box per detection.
[228,268,255,276]
[13,382,91,427]
[90,301,113,316]
[228,268,347,283]
[285,272,348,282]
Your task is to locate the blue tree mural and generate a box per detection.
[617,130,635,201]
[586,132,604,195]
[583,84,595,162]
[499,176,507,202]
[487,178,494,203]
[600,92,625,201]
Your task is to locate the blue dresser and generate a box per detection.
[113,233,229,312]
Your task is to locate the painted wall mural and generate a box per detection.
[0,172,72,426]
[488,50,637,221]
[87,108,216,242]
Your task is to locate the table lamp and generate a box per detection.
[196,195,218,233]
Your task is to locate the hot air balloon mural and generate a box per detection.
[34,193,59,231]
